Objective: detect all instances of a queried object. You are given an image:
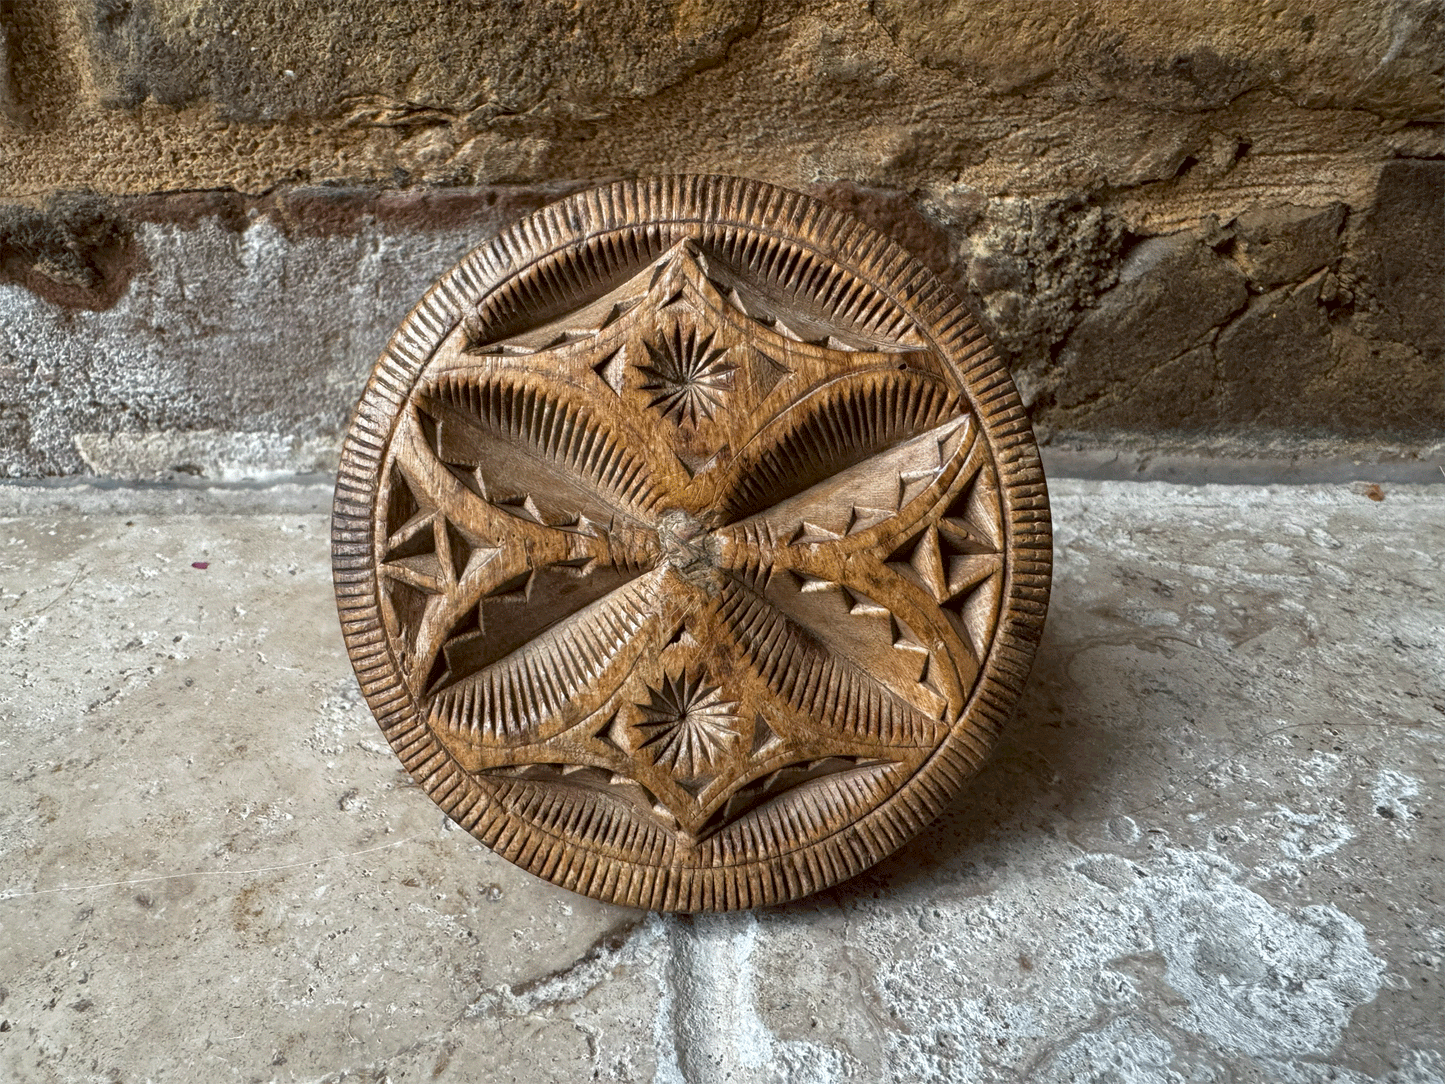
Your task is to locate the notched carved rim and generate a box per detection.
[332,176,1052,911]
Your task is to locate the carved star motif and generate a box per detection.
[633,670,740,779]
[637,325,736,425]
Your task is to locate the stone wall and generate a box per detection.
[1,0,1441,480]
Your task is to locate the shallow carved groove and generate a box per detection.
[334,176,1051,910]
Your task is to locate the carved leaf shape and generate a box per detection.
[420,372,667,526]
[698,759,901,866]
[714,575,945,748]
[430,570,663,745]
[716,367,963,527]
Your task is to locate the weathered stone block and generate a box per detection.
[0,191,541,478]
[1215,276,1336,431]
[873,0,1445,119]
[1348,158,1445,355]
[4,170,1441,479]
[0,18,16,126]
[1319,326,1443,438]
[1048,234,1247,427]
[1232,203,1345,289]
[82,0,761,122]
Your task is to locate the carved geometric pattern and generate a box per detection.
[633,670,740,780]
[333,176,1052,911]
[638,325,736,424]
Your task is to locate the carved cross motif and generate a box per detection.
[334,178,1051,910]
[377,239,1002,840]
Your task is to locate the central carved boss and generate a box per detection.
[333,178,1051,911]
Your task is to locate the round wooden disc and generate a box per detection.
[332,177,1051,911]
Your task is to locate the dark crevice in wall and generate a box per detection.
[0,195,140,310]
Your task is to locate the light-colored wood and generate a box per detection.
[332,177,1051,911]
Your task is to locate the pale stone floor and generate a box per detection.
[0,478,1440,1084]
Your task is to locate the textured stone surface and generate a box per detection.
[82,0,762,121]
[3,168,1443,481]
[1232,203,1346,290]
[0,18,16,126]
[871,1,1444,115]
[1,477,1441,1082]
[0,195,137,310]
[1033,159,1444,442]
[0,1,1441,472]
[1215,277,1336,430]
[1046,234,1249,430]
[1345,158,1445,358]
[3,1,1439,196]
[0,193,556,478]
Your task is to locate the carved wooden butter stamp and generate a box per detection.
[332,177,1051,910]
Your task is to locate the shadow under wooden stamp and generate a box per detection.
[331,176,1052,911]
